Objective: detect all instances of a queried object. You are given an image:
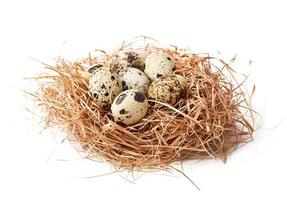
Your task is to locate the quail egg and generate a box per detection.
[89,67,122,108]
[147,75,187,105]
[120,51,147,71]
[111,90,149,125]
[104,54,121,71]
[88,64,103,74]
[144,52,175,80]
[79,70,91,80]
[79,64,103,80]
[119,67,150,94]
[174,74,188,89]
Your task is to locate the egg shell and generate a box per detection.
[89,67,122,108]
[144,52,175,80]
[111,90,148,125]
[119,67,150,94]
[104,54,122,72]
[147,75,187,105]
[88,64,103,74]
[119,51,148,71]
[79,71,91,80]
[175,74,188,89]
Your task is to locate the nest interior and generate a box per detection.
[28,37,255,170]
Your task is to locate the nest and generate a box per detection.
[28,36,255,170]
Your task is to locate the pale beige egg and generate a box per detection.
[147,75,187,105]
[111,90,148,125]
[89,67,122,108]
[119,51,148,71]
[119,67,150,94]
[144,52,175,80]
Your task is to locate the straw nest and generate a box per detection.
[28,37,255,170]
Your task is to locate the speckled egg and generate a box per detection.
[89,67,122,108]
[147,75,187,105]
[120,51,147,71]
[144,52,175,80]
[174,74,188,89]
[87,64,103,74]
[111,90,149,125]
[119,67,150,94]
[79,64,103,80]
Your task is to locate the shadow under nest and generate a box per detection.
[29,37,255,170]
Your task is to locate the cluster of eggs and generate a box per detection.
[87,51,187,125]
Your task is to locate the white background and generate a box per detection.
[0,0,286,199]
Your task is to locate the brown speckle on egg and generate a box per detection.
[121,80,128,90]
[88,64,103,74]
[156,73,163,78]
[127,52,136,63]
[115,93,127,105]
[119,109,128,114]
[93,93,98,99]
[134,92,145,103]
